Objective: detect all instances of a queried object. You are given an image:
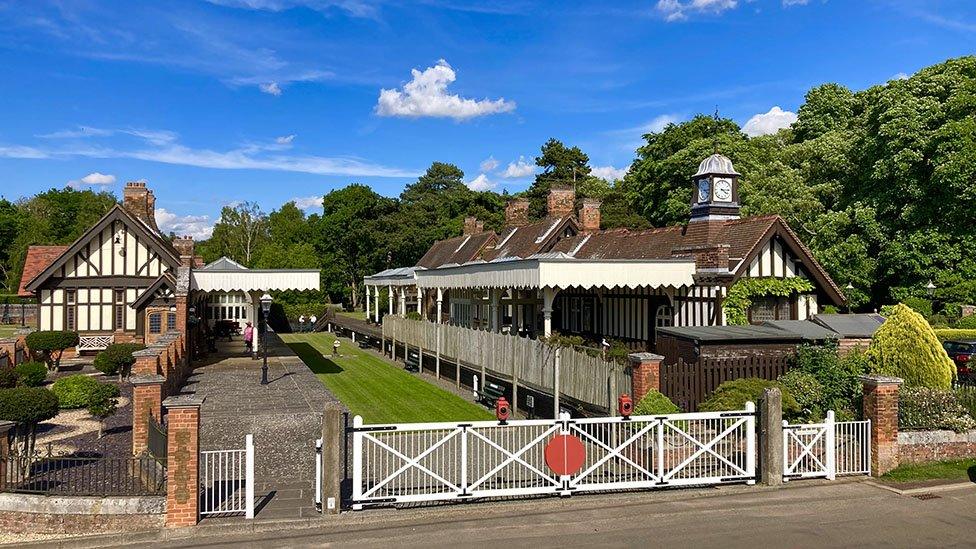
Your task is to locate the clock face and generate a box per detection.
[697,179,710,203]
[714,179,733,202]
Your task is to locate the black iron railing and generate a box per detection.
[0,453,166,496]
[148,415,168,464]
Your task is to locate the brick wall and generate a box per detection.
[898,430,976,464]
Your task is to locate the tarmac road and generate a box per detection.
[127,480,976,549]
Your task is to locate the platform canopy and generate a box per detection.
[412,253,697,290]
[190,256,320,293]
[364,266,420,287]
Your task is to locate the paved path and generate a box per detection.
[182,335,344,520]
[114,480,976,548]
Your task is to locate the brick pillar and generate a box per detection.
[164,395,204,528]
[861,375,903,477]
[0,420,14,482]
[628,352,664,402]
[130,375,165,456]
[132,348,161,376]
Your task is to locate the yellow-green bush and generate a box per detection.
[866,304,954,389]
[934,329,976,342]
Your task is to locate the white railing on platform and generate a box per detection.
[383,316,631,412]
[783,414,870,480]
[351,404,756,508]
[200,434,255,518]
[77,334,114,351]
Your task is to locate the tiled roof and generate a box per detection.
[485,216,574,262]
[18,246,69,297]
[416,231,497,269]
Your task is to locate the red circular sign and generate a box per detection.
[545,434,586,476]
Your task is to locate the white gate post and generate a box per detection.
[558,411,571,497]
[352,415,364,510]
[745,401,756,484]
[825,410,836,481]
[781,419,790,482]
[553,348,561,418]
[245,434,255,519]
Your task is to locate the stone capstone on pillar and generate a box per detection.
[627,352,664,403]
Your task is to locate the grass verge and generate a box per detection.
[880,458,976,484]
[281,332,492,424]
[0,325,20,338]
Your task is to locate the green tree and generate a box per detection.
[207,202,269,266]
[866,303,955,389]
[87,383,120,439]
[524,139,592,218]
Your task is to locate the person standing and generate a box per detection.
[243,321,254,355]
[332,338,340,357]
[299,314,306,333]
[310,314,318,332]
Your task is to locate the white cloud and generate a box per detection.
[480,156,499,172]
[67,172,116,189]
[646,114,681,133]
[502,156,536,179]
[466,174,495,192]
[155,208,214,240]
[742,106,798,137]
[259,81,282,96]
[892,72,909,80]
[782,0,809,5]
[656,0,737,21]
[376,59,516,121]
[206,0,380,18]
[275,134,296,145]
[292,196,323,211]
[590,165,630,182]
[1,126,417,178]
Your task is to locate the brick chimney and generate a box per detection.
[547,185,575,218]
[122,181,160,232]
[693,244,731,271]
[463,216,480,236]
[505,198,530,227]
[580,198,601,233]
[172,236,195,267]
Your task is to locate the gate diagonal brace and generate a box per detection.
[785,427,827,474]
[361,430,462,498]
[569,420,660,486]
[466,424,562,492]
[663,418,749,481]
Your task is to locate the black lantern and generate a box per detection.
[260,293,273,385]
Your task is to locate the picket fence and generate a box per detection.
[383,316,631,413]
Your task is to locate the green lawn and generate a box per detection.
[281,332,492,424]
[334,310,366,322]
[0,325,20,338]
[881,458,976,484]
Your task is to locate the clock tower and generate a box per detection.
[689,153,741,222]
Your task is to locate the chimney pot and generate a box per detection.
[122,180,160,233]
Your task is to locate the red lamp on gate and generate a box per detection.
[496,397,511,424]
[618,393,633,419]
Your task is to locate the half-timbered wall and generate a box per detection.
[742,236,818,321]
[57,222,166,279]
[38,286,146,332]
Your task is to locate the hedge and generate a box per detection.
[93,343,146,377]
[0,369,17,389]
[954,314,976,330]
[935,329,976,342]
[51,374,109,409]
[867,304,955,389]
[899,387,976,432]
[699,378,800,419]
[634,389,680,415]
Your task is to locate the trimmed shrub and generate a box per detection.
[25,330,79,370]
[899,387,976,432]
[866,303,955,389]
[778,370,824,421]
[404,311,423,321]
[87,383,120,439]
[928,314,952,328]
[699,378,800,418]
[0,386,60,454]
[50,374,102,409]
[14,361,47,387]
[93,343,146,378]
[934,329,976,342]
[0,369,17,389]
[634,389,680,416]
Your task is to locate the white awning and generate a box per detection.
[364,266,420,287]
[414,256,696,290]
[191,269,320,293]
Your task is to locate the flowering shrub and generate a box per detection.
[778,370,825,421]
[898,387,976,432]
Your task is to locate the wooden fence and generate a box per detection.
[383,316,631,414]
[661,356,793,412]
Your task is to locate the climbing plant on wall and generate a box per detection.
[723,277,815,325]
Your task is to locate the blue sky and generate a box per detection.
[0,0,973,238]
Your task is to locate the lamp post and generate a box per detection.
[260,293,273,385]
[845,283,854,314]
[926,280,936,297]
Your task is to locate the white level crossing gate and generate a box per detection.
[199,435,255,518]
[351,405,756,508]
[783,413,871,480]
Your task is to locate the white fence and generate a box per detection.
[383,316,631,412]
[200,435,255,518]
[783,413,870,480]
[77,334,114,352]
[351,404,756,508]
